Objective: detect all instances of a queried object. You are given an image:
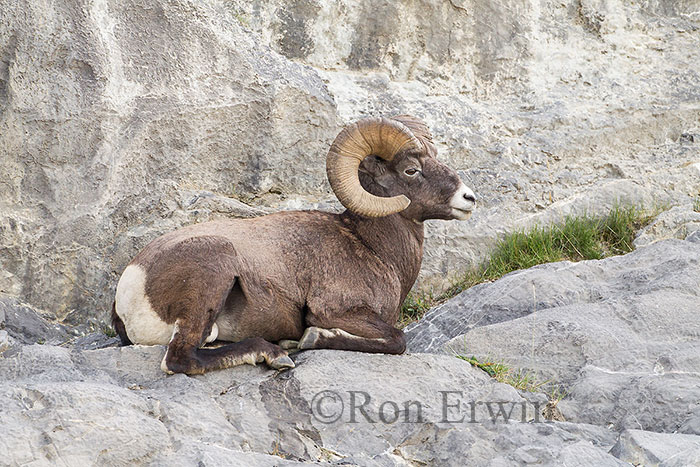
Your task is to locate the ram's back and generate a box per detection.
[116,210,374,344]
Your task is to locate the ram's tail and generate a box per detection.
[111,301,132,346]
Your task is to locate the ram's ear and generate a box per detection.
[359,155,394,190]
[358,155,388,177]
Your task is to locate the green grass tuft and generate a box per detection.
[694,196,700,213]
[399,203,661,326]
[598,204,655,255]
[397,291,434,328]
[457,355,548,392]
[547,386,568,404]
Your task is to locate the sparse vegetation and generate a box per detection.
[457,355,570,418]
[233,12,250,27]
[400,203,662,326]
[397,291,434,328]
[269,440,286,459]
[103,325,117,338]
[457,355,547,392]
[547,386,568,405]
[694,196,700,213]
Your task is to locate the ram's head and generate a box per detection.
[326,115,476,222]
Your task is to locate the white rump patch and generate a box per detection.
[115,264,174,345]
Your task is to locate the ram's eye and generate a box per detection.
[404,168,419,176]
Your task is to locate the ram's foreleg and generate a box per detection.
[288,307,406,354]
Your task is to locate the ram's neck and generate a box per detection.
[339,210,424,299]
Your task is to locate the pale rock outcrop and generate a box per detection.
[406,239,700,437]
[0,338,627,466]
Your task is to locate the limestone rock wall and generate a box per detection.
[0,0,337,325]
[1,0,699,325]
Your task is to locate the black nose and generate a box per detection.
[463,193,476,203]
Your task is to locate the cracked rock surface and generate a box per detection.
[1,340,625,466]
[406,237,700,464]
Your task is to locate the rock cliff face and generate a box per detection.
[0,0,338,325]
[2,1,700,465]
[1,0,698,325]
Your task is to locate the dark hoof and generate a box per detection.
[268,355,295,370]
[298,327,323,350]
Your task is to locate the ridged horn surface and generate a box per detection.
[326,117,420,217]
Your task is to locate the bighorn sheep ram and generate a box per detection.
[113,116,476,374]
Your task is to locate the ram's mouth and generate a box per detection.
[451,207,473,220]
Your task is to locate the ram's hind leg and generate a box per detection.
[161,319,294,375]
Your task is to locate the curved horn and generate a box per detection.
[326,117,421,217]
